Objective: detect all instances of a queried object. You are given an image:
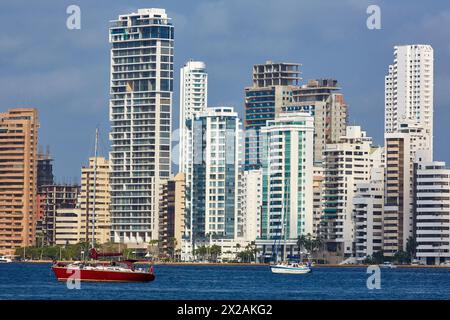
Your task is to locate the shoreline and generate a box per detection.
[9,260,450,268]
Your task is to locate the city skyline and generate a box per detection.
[4,2,450,306]
[1,0,450,180]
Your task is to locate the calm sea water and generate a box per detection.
[0,263,449,300]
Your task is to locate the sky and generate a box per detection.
[1,0,449,181]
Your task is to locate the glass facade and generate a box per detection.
[260,113,314,241]
[187,108,240,248]
[244,89,276,170]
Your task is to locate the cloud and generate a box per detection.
[1,0,450,178]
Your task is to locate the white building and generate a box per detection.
[385,44,434,156]
[236,169,262,242]
[257,112,314,260]
[321,126,381,257]
[109,9,174,243]
[353,167,384,261]
[178,60,208,170]
[182,107,241,260]
[415,161,450,265]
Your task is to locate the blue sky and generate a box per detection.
[1,0,450,181]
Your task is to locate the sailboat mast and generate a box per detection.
[91,128,99,249]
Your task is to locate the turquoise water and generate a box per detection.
[0,263,449,300]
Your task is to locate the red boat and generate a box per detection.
[51,133,155,283]
[51,248,155,283]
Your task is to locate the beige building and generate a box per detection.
[321,127,382,258]
[0,109,39,255]
[383,122,431,256]
[55,208,82,246]
[290,79,348,165]
[312,166,324,238]
[159,173,185,258]
[78,157,111,245]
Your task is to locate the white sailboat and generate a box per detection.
[270,204,311,274]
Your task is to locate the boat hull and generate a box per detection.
[271,266,311,274]
[52,266,155,282]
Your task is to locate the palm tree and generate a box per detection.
[250,241,259,263]
[194,246,207,261]
[406,236,417,262]
[394,250,409,264]
[148,239,160,260]
[311,237,323,260]
[373,250,384,264]
[210,245,222,262]
[176,249,182,261]
[235,243,241,253]
[168,237,177,261]
[297,235,307,261]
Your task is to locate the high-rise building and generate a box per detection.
[353,167,385,261]
[37,150,54,188]
[383,122,432,257]
[320,126,382,258]
[78,157,111,245]
[184,107,240,257]
[244,61,301,170]
[257,112,314,258]
[178,60,207,242]
[39,184,80,246]
[0,109,39,255]
[159,173,185,258]
[35,150,54,244]
[287,79,348,165]
[251,61,302,87]
[179,60,208,170]
[414,161,450,265]
[36,150,54,242]
[236,169,262,242]
[109,8,174,243]
[385,44,434,155]
[312,166,324,238]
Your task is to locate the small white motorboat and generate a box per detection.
[271,262,311,274]
[0,256,13,263]
[379,262,397,269]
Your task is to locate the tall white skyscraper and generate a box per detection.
[109,8,174,243]
[385,44,434,155]
[178,62,207,247]
[257,112,314,259]
[179,60,208,171]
